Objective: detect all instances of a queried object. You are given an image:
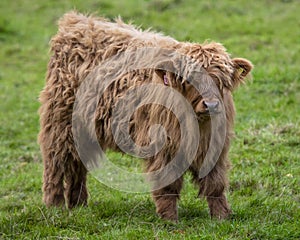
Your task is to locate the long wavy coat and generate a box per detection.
[39,11,253,221]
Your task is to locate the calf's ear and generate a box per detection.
[154,58,182,85]
[154,61,172,85]
[232,58,253,89]
[154,60,174,77]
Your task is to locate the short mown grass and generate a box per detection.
[0,0,299,239]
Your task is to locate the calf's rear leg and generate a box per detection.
[42,150,65,207]
[64,154,88,208]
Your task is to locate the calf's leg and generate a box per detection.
[190,162,231,219]
[152,177,183,221]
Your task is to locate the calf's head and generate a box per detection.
[154,43,253,119]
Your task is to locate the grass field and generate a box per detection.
[0,0,299,239]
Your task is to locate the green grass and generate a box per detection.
[0,0,299,239]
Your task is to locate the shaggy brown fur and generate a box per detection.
[38,11,253,221]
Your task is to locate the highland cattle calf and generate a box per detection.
[38,11,253,221]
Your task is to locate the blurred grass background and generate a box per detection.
[0,0,299,239]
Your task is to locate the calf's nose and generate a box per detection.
[202,100,219,112]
